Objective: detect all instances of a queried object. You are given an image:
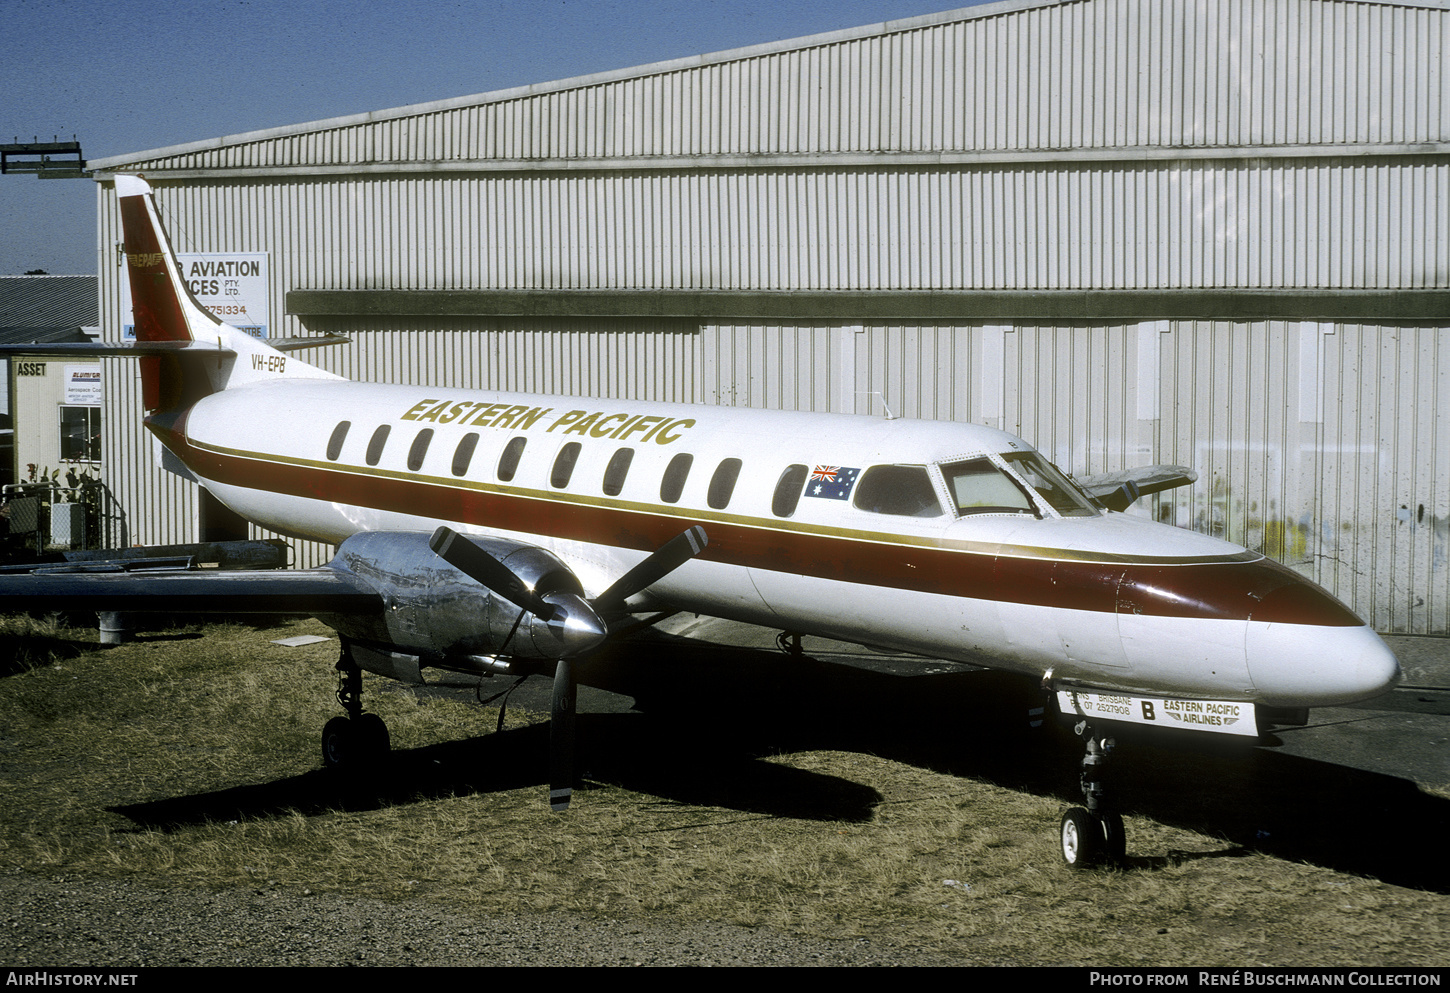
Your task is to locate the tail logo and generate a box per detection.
[126,252,166,268]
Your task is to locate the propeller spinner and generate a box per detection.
[429,525,709,811]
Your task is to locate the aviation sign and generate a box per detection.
[122,252,269,339]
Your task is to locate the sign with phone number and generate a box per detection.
[123,252,269,339]
[1057,689,1257,736]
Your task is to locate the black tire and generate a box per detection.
[321,715,354,769]
[356,712,391,762]
[1060,807,1102,869]
[1098,810,1126,864]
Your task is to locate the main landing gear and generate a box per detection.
[321,643,391,771]
[1059,721,1125,869]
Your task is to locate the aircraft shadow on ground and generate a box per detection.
[585,631,1450,893]
[109,715,884,830]
[113,629,1450,893]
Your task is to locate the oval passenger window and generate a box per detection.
[771,464,808,517]
[452,433,480,477]
[365,425,390,466]
[326,421,350,461]
[497,437,527,482]
[603,448,634,496]
[551,442,582,488]
[707,458,742,510]
[660,453,694,504]
[407,429,434,471]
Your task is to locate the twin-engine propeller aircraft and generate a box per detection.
[0,175,1400,867]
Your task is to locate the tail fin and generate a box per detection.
[116,174,338,410]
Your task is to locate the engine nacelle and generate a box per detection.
[318,530,604,663]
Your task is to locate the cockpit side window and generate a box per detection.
[1001,452,1100,518]
[852,465,943,518]
[940,457,1036,516]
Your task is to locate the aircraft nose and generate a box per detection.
[1245,610,1401,707]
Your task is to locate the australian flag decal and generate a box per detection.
[805,465,860,500]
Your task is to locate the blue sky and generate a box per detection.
[0,0,992,275]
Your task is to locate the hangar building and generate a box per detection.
[85,0,1450,634]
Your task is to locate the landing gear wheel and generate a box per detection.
[1060,807,1103,869]
[356,712,391,762]
[1097,809,1126,864]
[321,713,390,770]
[321,715,355,769]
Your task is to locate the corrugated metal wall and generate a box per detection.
[302,319,699,400]
[701,321,1450,633]
[97,164,1450,302]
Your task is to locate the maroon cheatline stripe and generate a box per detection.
[152,420,1362,628]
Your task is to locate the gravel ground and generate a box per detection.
[0,872,967,968]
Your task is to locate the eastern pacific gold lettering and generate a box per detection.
[397,401,684,439]
[591,413,630,438]
[491,405,528,430]
[469,403,506,427]
[415,400,452,423]
[516,406,552,429]
[549,410,586,432]
[609,415,644,439]
[650,418,695,444]
[620,415,664,441]
[564,411,603,436]
[437,401,475,424]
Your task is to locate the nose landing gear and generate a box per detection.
[1060,721,1124,869]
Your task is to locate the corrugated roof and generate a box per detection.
[86,0,1450,174]
[0,275,98,343]
[86,0,1058,171]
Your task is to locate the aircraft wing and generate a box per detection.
[0,568,381,615]
[1075,465,1198,512]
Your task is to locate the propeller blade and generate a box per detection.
[429,526,556,619]
[549,657,576,812]
[593,526,708,614]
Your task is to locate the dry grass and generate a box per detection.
[1,617,1448,966]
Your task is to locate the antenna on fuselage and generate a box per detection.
[856,391,898,420]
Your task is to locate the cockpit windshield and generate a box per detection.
[1000,451,1100,518]
[939,457,1036,516]
[938,453,1101,519]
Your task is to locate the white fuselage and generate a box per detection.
[149,377,1401,710]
